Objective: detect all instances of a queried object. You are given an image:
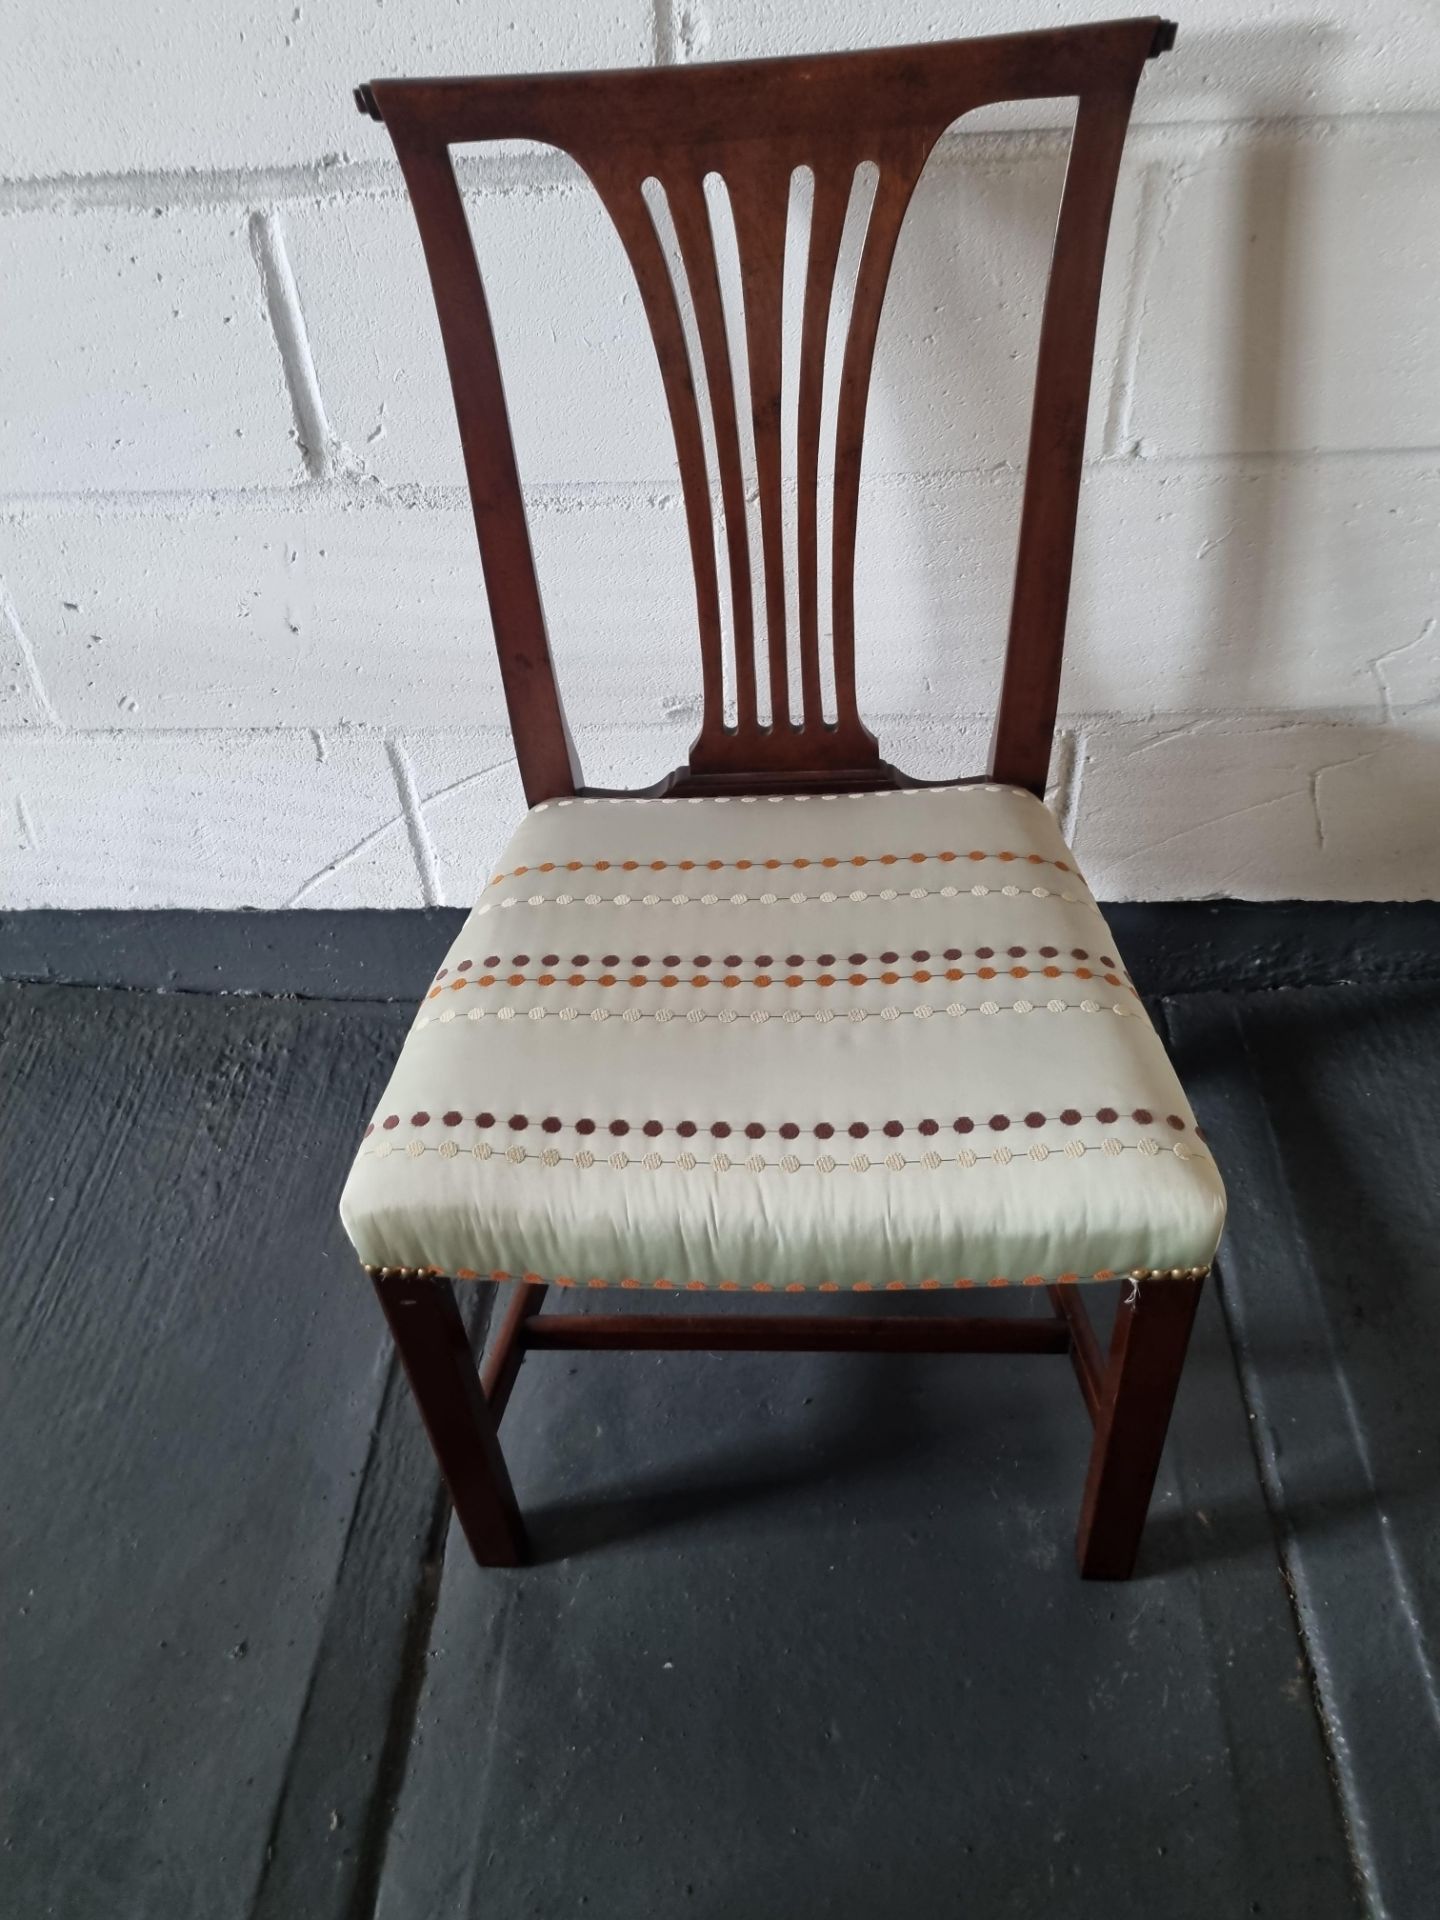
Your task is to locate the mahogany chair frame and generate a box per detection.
[356,16,1201,1581]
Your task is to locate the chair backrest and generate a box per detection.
[357,17,1173,804]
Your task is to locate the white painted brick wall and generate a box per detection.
[1,5,657,178]
[3,0,1438,909]
[1129,125,1440,456]
[0,206,297,491]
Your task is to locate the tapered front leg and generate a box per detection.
[372,1271,527,1568]
[1076,1274,1204,1580]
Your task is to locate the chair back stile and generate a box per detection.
[357,18,1171,804]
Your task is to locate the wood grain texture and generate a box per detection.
[1076,1274,1204,1579]
[374,1272,527,1565]
[1048,1281,1106,1420]
[521,1310,1072,1354]
[481,1277,547,1421]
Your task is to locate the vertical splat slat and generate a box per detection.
[727,156,793,732]
[829,138,930,745]
[586,167,728,753]
[666,168,759,737]
[794,161,851,732]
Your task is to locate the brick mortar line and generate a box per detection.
[652,0,680,66]
[385,738,442,907]
[3,447,1437,527]
[4,110,1439,216]
[3,707,1432,745]
[1101,155,1176,459]
[0,575,60,726]
[247,210,339,483]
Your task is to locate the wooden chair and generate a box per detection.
[343,16,1226,1581]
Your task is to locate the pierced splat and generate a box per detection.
[587,137,931,787]
[358,18,1172,801]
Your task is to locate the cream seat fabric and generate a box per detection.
[340,782,1225,1292]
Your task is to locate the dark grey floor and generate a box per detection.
[3,908,1438,1920]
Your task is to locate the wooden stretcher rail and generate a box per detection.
[518,1311,1074,1355]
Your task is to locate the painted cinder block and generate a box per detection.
[686,0,1440,127]
[3,506,514,729]
[7,453,1434,735]
[870,148,1140,474]
[1127,126,1440,456]
[3,495,698,730]
[3,3,1439,911]
[1070,715,1440,901]
[0,729,423,909]
[10,0,1437,182]
[1,1,655,179]
[0,207,297,494]
[856,457,1440,723]
[1059,457,1440,719]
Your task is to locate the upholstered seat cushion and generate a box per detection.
[340,782,1225,1292]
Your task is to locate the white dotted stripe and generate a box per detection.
[414,998,1143,1030]
[528,783,1042,813]
[361,1136,1208,1172]
[473,881,1097,917]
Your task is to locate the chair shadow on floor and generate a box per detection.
[505,1309,1086,1563]
[521,1356,950,1562]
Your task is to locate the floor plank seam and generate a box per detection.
[343,1287,496,1920]
[342,1482,452,1920]
[1165,994,1383,1920]
[1220,1286,1379,1920]
[242,1354,415,1920]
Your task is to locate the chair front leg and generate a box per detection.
[372,1271,527,1568]
[1076,1273,1204,1580]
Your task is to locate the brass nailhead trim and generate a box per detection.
[361,1262,1212,1288]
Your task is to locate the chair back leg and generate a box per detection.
[1076,1275,1205,1579]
